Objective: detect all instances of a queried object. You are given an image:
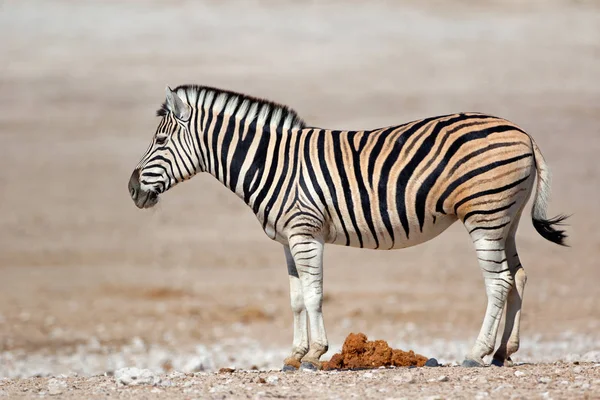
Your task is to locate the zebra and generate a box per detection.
[128,84,568,370]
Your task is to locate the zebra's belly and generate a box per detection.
[325,213,458,250]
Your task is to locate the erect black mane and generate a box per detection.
[156,84,306,129]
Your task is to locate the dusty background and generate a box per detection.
[1,0,599,398]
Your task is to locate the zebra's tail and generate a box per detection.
[530,137,569,246]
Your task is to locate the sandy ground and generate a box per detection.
[0,363,599,399]
[1,0,599,398]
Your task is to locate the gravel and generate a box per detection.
[0,363,597,399]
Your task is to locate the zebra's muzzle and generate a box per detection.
[129,169,159,209]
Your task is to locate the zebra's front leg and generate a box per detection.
[288,235,328,371]
[464,237,513,367]
[282,246,309,371]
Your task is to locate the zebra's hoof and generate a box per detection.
[491,357,513,367]
[462,358,485,368]
[300,361,319,371]
[282,364,297,372]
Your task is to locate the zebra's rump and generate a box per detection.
[295,113,535,250]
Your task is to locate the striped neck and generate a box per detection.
[171,85,305,212]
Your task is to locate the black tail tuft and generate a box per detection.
[532,214,570,246]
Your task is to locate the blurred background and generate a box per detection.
[1,0,599,378]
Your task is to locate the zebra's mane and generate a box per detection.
[157,85,306,130]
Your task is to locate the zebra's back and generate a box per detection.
[291,113,535,250]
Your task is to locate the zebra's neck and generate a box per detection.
[196,111,300,223]
[167,84,306,225]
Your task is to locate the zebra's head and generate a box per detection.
[128,87,195,209]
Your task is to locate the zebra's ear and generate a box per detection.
[165,86,191,121]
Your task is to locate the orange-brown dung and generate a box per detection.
[322,333,428,370]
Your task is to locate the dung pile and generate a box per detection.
[323,333,428,370]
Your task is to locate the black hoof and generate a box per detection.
[300,362,318,371]
[282,364,297,372]
[491,358,504,367]
[491,357,513,367]
[462,359,484,368]
[425,358,440,367]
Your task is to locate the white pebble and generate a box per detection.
[47,379,67,396]
[514,370,525,377]
[573,366,583,374]
[437,375,449,382]
[538,377,552,384]
[115,367,158,386]
[266,375,279,384]
[363,372,374,379]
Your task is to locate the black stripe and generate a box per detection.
[331,131,363,247]
[397,114,478,237]
[448,141,526,176]
[416,125,522,230]
[317,130,351,246]
[219,117,237,188]
[377,117,440,246]
[349,132,379,248]
[436,154,532,214]
[252,131,282,215]
[227,111,252,191]
[272,132,304,232]
[367,127,398,189]
[302,130,334,223]
[452,175,531,214]
[469,221,510,234]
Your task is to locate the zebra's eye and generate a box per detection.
[156,134,168,145]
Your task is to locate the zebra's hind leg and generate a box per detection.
[463,233,514,367]
[492,233,527,367]
[282,246,309,371]
[287,235,328,371]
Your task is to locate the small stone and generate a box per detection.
[539,377,552,384]
[115,367,157,386]
[514,370,525,377]
[218,368,235,374]
[256,377,266,384]
[47,379,67,396]
[475,391,489,399]
[581,383,590,390]
[573,366,583,374]
[437,375,449,382]
[559,380,569,385]
[425,358,440,367]
[266,375,279,384]
[363,372,374,379]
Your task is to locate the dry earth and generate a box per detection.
[1,0,599,398]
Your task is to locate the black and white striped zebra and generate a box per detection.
[128,85,568,369]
